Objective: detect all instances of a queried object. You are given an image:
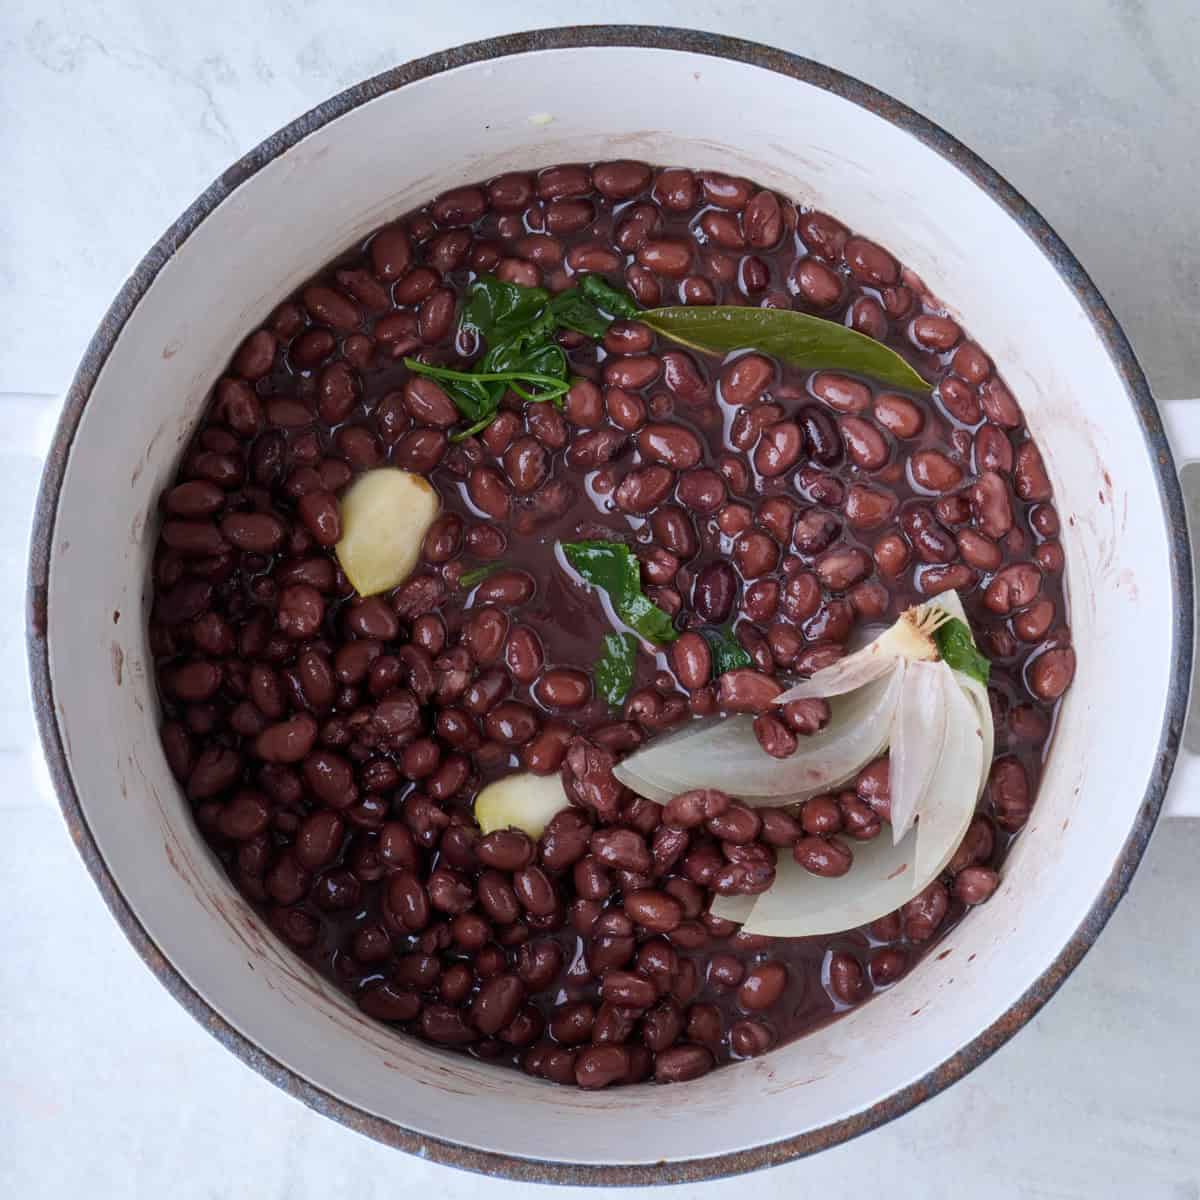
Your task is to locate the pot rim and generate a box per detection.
[25,24,1194,1187]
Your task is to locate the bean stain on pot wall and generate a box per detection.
[130,419,172,489]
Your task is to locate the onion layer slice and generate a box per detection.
[613,665,904,806]
[913,664,983,884]
[955,670,994,801]
[773,643,897,702]
[740,827,919,937]
[888,660,948,843]
[709,894,757,924]
[737,662,983,937]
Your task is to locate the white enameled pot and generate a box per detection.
[26,28,1199,1186]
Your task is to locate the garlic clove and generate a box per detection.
[474,771,570,839]
[335,468,440,597]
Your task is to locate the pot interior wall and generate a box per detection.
[44,46,1174,1165]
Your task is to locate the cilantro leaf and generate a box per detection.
[560,540,679,644]
[700,626,753,676]
[934,617,991,685]
[547,290,612,339]
[578,274,641,319]
[461,275,550,343]
[595,632,639,706]
[458,563,503,589]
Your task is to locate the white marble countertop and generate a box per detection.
[3,3,1199,1197]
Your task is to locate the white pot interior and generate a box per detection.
[43,45,1175,1167]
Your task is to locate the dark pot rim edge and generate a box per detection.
[24,24,1194,1189]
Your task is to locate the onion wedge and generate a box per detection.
[612,589,994,938]
[774,600,947,702]
[613,665,904,806]
[921,588,992,801]
[739,829,919,937]
[888,660,948,843]
[933,587,969,625]
[736,667,981,937]
[773,643,897,702]
[913,664,983,884]
[709,894,757,925]
[955,671,994,801]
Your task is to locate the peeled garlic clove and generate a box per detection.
[474,771,570,838]
[888,660,947,843]
[335,468,439,597]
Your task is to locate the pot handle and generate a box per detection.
[1160,396,1200,819]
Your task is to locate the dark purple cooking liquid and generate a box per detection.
[151,163,1069,1084]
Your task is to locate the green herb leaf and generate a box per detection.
[453,411,500,441]
[462,275,550,343]
[412,278,584,441]
[402,358,571,434]
[639,306,929,392]
[934,617,991,685]
[459,563,503,589]
[700,626,753,676]
[579,274,641,320]
[560,540,679,644]
[478,334,570,402]
[547,289,612,339]
[595,632,639,706]
[409,363,496,422]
